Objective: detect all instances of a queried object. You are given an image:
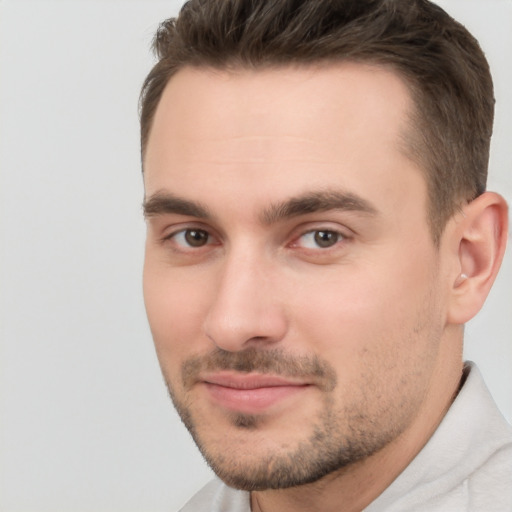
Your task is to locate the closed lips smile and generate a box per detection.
[201,373,310,413]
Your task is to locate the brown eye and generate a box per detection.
[313,230,341,248]
[295,229,344,250]
[184,229,209,247]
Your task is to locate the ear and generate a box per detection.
[446,192,508,324]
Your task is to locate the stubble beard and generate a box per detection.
[162,347,421,491]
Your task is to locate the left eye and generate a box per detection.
[297,230,344,249]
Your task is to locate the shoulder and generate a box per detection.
[465,438,512,511]
[179,478,250,512]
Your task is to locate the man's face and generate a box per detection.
[143,64,450,490]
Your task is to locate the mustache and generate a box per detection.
[181,347,337,392]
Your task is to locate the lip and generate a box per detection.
[200,372,310,414]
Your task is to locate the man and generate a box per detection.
[140,0,511,510]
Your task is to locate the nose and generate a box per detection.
[203,250,288,352]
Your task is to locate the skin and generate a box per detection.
[142,64,508,512]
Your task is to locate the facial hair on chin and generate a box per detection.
[162,346,417,491]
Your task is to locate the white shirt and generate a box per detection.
[179,363,512,511]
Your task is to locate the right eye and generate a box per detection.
[169,228,212,248]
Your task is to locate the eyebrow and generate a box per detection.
[143,189,378,223]
[260,190,378,224]
[143,192,211,219]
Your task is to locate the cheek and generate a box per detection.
[289,251,442,373]
[143,261,212,369]
[287,263,443,424]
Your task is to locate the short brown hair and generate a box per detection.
[140,0,494,243]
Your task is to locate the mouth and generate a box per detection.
[200,372,311,414]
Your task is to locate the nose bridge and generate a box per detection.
[203,242,287,351]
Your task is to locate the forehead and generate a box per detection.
[144,63,425,222]
[146,63,411,158]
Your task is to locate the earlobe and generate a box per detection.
[447,192,508,325]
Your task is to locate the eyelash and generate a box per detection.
[162,227,216,249]
[162,226,348,252]
[292,229,346,250]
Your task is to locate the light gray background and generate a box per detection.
[0,1,510,510]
